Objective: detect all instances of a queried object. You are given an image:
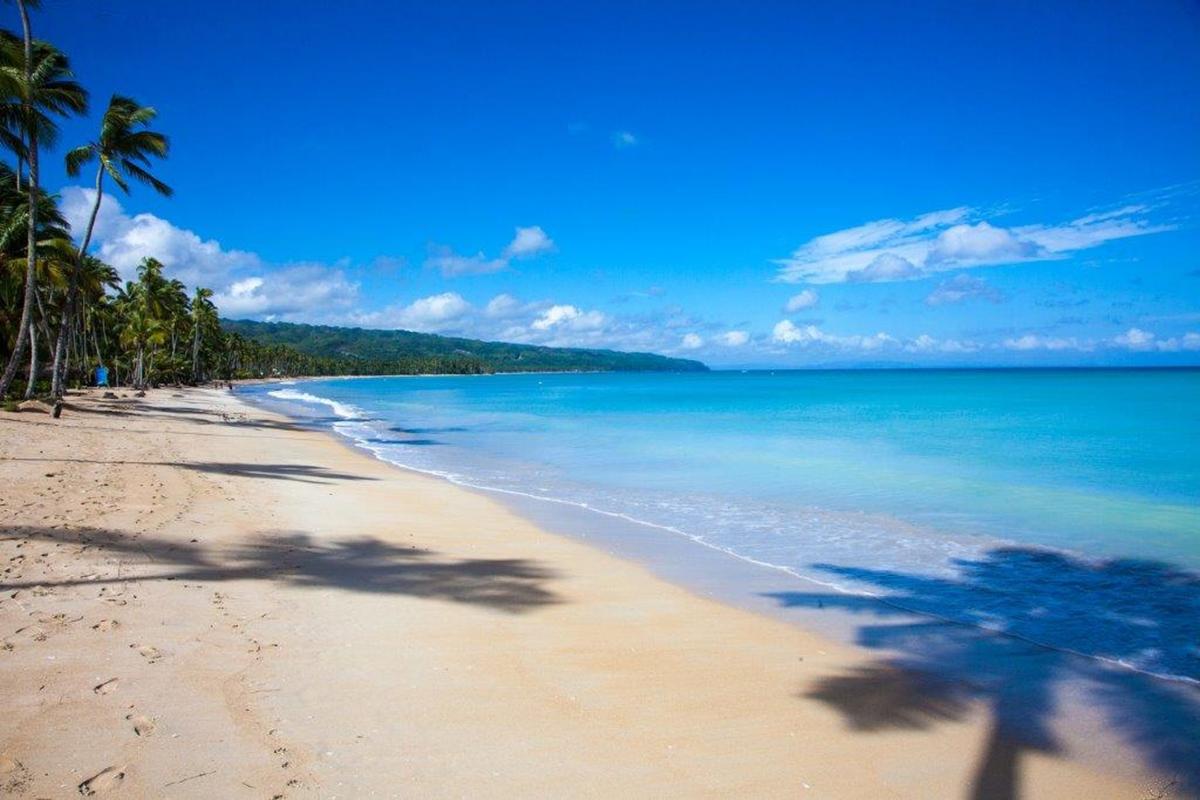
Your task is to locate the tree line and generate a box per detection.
[0,0,338,397]
[0,1,704,398]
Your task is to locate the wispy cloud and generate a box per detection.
[774,202,1173,284]
[784,289,819,312]
[612,130,638,148]
[424,247,509,277]
[925,274,1006,306]
[427,225,556,277]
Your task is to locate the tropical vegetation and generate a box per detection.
[222,319,708,374]
[0,2,702,400]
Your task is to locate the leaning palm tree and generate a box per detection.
[50,94,170,396]
[0,18,87,398]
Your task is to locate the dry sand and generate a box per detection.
[0,387,1171,798]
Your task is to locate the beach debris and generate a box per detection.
[16,400,51,414]
[93,678,119,695]
[163,770,215,788]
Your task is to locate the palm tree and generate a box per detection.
[0,15,86,398]
[0,161,68,396]
[118,305,164,389]
[51,94,170,396]
[190,286,215,382]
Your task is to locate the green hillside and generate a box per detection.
[221,319,708,375]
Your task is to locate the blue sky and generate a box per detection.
[33,0,1200,366]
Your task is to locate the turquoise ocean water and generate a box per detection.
[243,369,1200,682]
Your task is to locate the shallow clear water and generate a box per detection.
[243,369,1200,681]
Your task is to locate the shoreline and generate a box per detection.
[247,378,1200,689]
[0,387,1182,797]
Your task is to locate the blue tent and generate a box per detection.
[95,365,109,387]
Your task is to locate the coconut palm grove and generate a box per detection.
[0,4,705,406]
[0,1,233,399]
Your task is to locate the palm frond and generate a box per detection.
[119,157,172,197]
[64,142,94,176]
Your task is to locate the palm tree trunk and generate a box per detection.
[90,310,103,372]
[0,0,39,399]
[50,164,105,398]
[22,321,36,399]
[191,323,201,383]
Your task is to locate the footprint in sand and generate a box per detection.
[125,713,156,737]
[131,644,163,663]
[91,619,120,632]
[79,765,125,795]
[93,678,119,695]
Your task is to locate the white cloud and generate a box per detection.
[61,187,258,288]
[847,253,924,283]
[905,333,979,354]
[399,292,471,326]
[57,186,720,358]
[772,321,895,351]
[680,333,704,349]
[1112,328,1200,352]
[483,293,525,319]
[784,289,819,312]
[424,246,509,277]
[775,202,1173,284]
[427,225,555,277]
[612,131,638,148]
[350,292,473,333]
[61,187,363,320]
[926,222,1037,265]
[718,330,750,347]
[503,225,555,259]
[1113,327,1155,350]
[925,274,1006,306]
[213,264,359,319]
[531,304,606,332]
[1002,334,1085,352]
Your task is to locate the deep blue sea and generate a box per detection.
[243,369,1200,683]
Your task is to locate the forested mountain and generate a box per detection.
[221,319,708,375]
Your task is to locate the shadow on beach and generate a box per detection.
[767,547,1200,799]
[2,525,561,614]
[3,456,377,484]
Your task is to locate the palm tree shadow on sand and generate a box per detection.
[765,547,1200,800]
[3,525,560,614]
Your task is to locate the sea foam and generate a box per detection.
[267,388,363,420]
